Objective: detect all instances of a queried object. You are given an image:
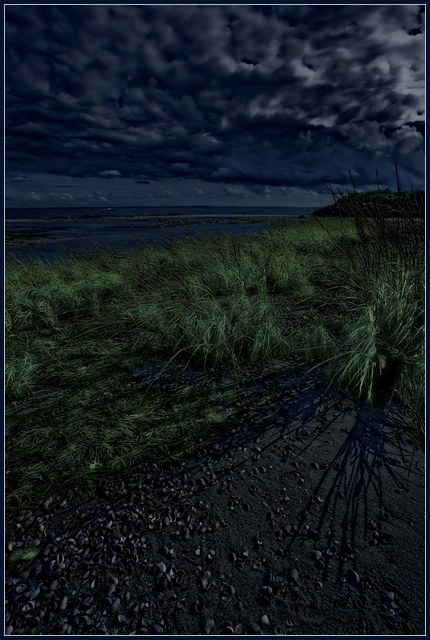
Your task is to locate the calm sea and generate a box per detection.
[6,205,319,220]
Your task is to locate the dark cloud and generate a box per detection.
[5,4,424,206]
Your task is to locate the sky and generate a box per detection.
[5,4,425,209]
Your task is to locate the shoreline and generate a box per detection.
[5,216,300,259]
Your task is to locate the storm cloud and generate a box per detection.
[5,4,425,207]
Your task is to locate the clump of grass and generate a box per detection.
[9,548,41,563]
[287,255,424,439]
[305,171,425,436]
[5,350,40,399]
[5,253,130,337]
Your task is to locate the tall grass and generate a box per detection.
[5,201,424,510]
[300,178,425,436]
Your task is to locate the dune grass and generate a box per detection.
[287,185,425,437]
[5,203,424,511]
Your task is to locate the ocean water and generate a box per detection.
[5,205,321,263]
[6,205,319,221]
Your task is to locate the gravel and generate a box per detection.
[5,366,425,635]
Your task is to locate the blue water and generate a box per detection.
[5,205,319,221]
[5,206,319,263]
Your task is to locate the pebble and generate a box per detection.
[246,622,261,634]
[109,598,121,613]
[204,619,215,634]
[224,621,235,634]
[345,569,360,586]
[381,533,393,544]
[288,568,299,584]
[384,591,396,602]
[356,594,368,607]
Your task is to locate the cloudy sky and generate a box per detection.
[5,4,425,208]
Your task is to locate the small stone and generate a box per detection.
[228,552,237,563]
[288,568,299,584]
[109,598,121,613]
[192,596,205,613]
[381,533,393,544]
[260,615,270,626]
[356,594,368,607]
[345,569,360,586]
[42,498,53,510]
[204,619,215,634]
[263,572,274,585]
[201,571,212,591]
[246,622,261,634]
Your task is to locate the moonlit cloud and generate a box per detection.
[5,4,425,207]
[99,170,122,177]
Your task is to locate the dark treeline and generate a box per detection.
[314,188,425,218]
